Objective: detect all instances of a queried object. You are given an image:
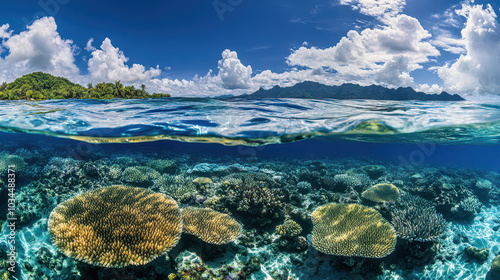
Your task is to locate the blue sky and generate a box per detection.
[0,0,499,97]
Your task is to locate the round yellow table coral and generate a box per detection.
[48,185,182,268]
[361,183,400,203]
[311,203,396,258]
[181,207,242,245]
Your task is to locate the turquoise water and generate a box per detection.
[0,98,499,279]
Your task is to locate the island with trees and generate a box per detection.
[0,72,171,100]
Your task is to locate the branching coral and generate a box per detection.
[333,173,370,190]
[226,180,285,226]
[311,203,396,258]
[390,194,447,242]
[48,185,182,268]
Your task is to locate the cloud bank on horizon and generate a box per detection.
[0,1,499,98]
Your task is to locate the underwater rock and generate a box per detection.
[465,246,490,262]
[361,165,386,179]
[146,159,177,174]
[492,255,500,274]
[192,177,213,185]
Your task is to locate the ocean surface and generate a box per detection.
[0,98,499,280]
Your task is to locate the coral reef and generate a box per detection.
[1,141,499,279]
[181,207,242,245]
[311,203,396,258]
[48,185,183,267]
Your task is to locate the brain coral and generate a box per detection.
[181,207,242,245]
[311,203,396,258]
[48,185,182,268]
[361,183,400,203]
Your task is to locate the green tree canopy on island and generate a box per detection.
[0,72,171,100]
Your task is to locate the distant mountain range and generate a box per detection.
[236,81,465,101]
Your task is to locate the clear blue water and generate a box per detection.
[1,98,500,280]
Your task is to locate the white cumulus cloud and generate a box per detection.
[339,0,406,18]
[287,14,439,88]
[0,24,12,39]
[87,38,161,83]
[218,49,252,89]
[437,4,500,96]
[85,38,96,52]
[0,17,79,83]
[148,49,254,96]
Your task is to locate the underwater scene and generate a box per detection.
[0,98,500,280]
[3,0,500,279]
